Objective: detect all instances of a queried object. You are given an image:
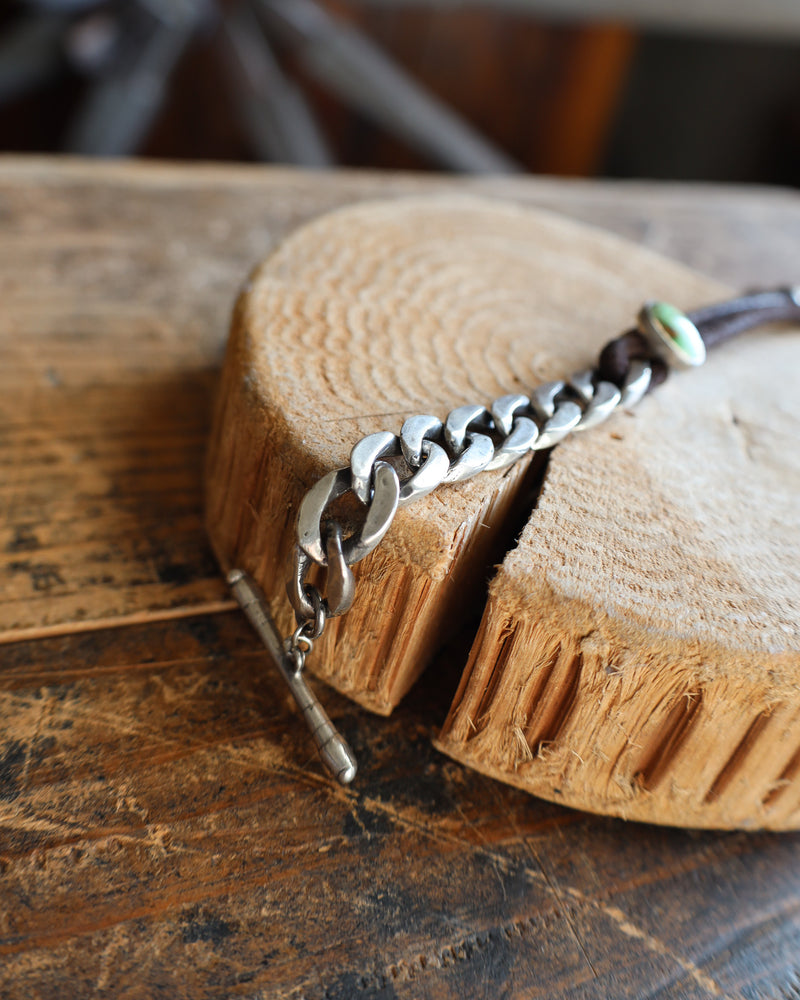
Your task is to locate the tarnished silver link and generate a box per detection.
[491,394,530,436]
[288,522,356,623]
[350,431,398,504]
[297,468,349,565]
[398,438,450,506]
[443,432,495,483]
[530,380,567,420]
[485,415,539,471]
[289,545,318,621]
[400,414,442,467]
[620,359,652,408]
[567,369,595,404]
[440,404,496,484]
[288,533,354,623]
[323,523,356,616]
[444,404,493,453]
[297,462,400,566]
[573,380,622,432]
[531,400,583,450]
[341,462,399,564]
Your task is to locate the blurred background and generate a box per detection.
[1,0,799,184]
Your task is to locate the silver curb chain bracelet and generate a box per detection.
[227,286,800,785]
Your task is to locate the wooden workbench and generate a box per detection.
[0,157,798,999]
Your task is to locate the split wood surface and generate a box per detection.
[1,157,800,999]
[206,195,799,830]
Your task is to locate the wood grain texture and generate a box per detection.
[3,615,800,1000]
[436,293,800,830]
[205,195,722,713]
[1,157,800,998]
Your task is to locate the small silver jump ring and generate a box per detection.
[300,587,327,640]
[291,625,314,654]
[285,641,305,676]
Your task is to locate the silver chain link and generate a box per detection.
[288,357,654,634]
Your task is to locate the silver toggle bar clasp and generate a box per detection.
[227,569,357,785]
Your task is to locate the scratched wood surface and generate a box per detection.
[1,157,799,998]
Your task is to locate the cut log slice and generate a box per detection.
[436,283,800,831]
[205,194,744,725]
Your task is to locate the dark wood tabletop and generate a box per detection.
[0,157,798,1000]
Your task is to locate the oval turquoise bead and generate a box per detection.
[639,301,707,367]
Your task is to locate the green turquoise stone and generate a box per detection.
[641,301,707,367]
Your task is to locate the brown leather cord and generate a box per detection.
[598,330,668,390]
[598,286,800,392]
[687,288,800,348]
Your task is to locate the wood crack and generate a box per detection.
[762,743,800,810]
[524,644,582,754]
[704,710,774,805]
[468,624,517,739]
[635,689,704,792]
